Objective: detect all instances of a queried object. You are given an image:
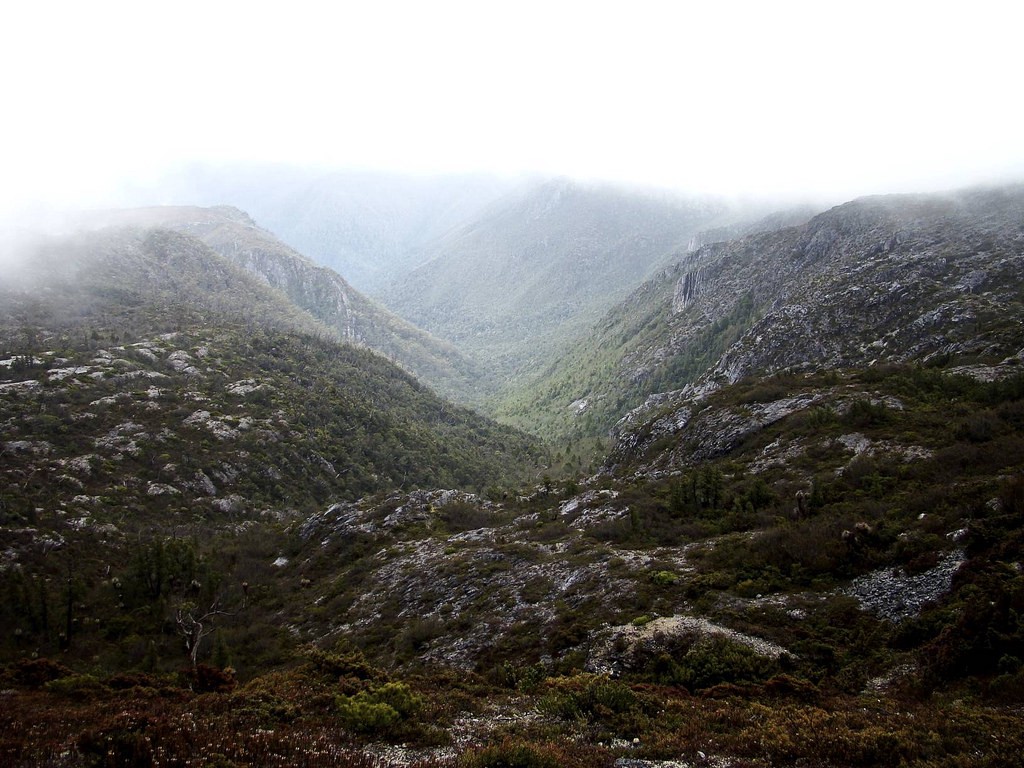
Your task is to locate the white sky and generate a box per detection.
[2,0,1023,216]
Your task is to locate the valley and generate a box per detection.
[1,178,1023,767]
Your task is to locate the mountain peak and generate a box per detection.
[206,204,257,227]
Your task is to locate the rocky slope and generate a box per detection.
[82,358,1009,768]
[0,326,540,528]
[0,227,541,515]
[688,186,1024,390]
[503,184,1024,443]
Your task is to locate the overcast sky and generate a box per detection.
[2,0,1022,217]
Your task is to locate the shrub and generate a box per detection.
[743,705,908,767]
[987,665,1024,702]
[458,738,563,768]
[369,681,423,717]
[336,681,423,735]
[539,674,641,722]
[106,672,163,690]
[437,499,495,532]
[397,615,445,655]
[77,715,155,768]
[955,411,1000,443]
[303,644,377,682]
[45,673,109,700]
[737,381,791,404]
[13,657,72,687]
[763,674,820,702]
[843,398,891,428]
[180,664,236,693]
[649,570,679,586]
[644,636,780,690]
[336,695,401,733]
[999,473,1024,516]
[490,661,547,692]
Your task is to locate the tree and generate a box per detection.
[174,598,232,668]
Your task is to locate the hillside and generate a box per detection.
[2,226,321,340]
[0,226,541,504]
[79,205,491,403]
[499,185,1024,443]
[287,364,1024,683]
[380,179,752,378]
[4,362,1022,766]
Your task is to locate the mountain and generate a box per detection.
[379,179,759,378]
[2,226,320,340]
[147,165,520,292]
[0,226,542,509]
[2,185,1024,766]
[501,185,1024,443]
[78,205,491,403]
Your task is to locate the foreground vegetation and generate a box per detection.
[3,364,1023,765]
[4,646,1023,767]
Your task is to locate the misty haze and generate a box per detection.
[2,2,1024,766]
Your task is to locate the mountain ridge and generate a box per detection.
[145,165,523,292]
[498,183,1024,444]
[71,205,493,403]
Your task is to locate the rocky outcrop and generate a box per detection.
[611,390,826,469]
[672,266,709,313]
[846,549,966,622]
[299,489,647,669]
[587,615,791,677]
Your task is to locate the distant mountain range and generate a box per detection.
[497,184,1024,442]
[379,178,783,379]
[105,174,1024,450]
[148,168,810,380]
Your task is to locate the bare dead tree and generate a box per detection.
[174,599,233,668]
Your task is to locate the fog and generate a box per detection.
[2,1,1022,222]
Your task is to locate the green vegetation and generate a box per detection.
[4,344,1024,763]
[4,650,1023,766]
[494,269,763,451]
